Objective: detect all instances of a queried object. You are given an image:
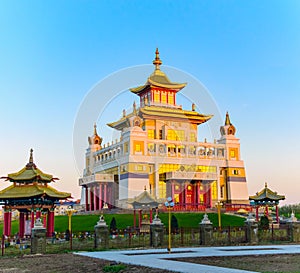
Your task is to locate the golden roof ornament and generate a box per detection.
[94,123,98,135]
[153,48,162,70]
[225,111,231,125]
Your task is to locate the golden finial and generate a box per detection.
[225,111,231,126]
[29,148,34,164]
[265,182,268,188]
[94,123,98,135]
[153,48,162,70]
[144,185,147,191]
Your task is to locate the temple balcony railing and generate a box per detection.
[165,171,218,181]
[146,140,226,159]
[79,173,114,186]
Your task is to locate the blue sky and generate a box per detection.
[0,1,300,204]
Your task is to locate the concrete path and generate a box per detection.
[77,244,300,273]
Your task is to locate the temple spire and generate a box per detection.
[153,48,162,70]
[225,111,231,125]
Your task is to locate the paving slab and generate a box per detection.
[77,244,300,273]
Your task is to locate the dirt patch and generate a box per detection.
[171,253,300,273]
[0,253,174,273]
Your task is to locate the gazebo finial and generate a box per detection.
[29,148,34,164]
[153,48,162,70]
[265,182,268,188]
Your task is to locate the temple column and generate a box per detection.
[104,184,107,207]
[19,212,25,238]
[196,182,200,209]
[94,185,98,211]
[184,182,188,209]
[99,184,103,209]
[85,186,89,211]
[171,182,175,199]
[90,187,94,211]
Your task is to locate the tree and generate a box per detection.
[171,215,179,234]
[259,215,269,230]
[110,217,117,233]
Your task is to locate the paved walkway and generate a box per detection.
[77,244,300,273]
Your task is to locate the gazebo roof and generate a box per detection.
[0,149,71,202]
[249,183,285,203]
[0,183,71,200]
[1,149,57,184]
[128,189,159,209]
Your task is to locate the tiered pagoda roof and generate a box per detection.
[130,48,186,94]
[108,49,213,130]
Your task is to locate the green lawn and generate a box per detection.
[0,212,245,235]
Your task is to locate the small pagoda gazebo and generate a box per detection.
[128,188,159,229]
[249,182,285,223]
[0,149,71,237]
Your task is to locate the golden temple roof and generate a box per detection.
[140,106,212,123]
[0,183,71,199]
[107,105,212,130]
[249,183,285,202]
[1,149,56,183]
[130,48,186,94]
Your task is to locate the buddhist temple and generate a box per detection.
[79,49,249,211]
[0,149,71,237]
[249,182,285,223]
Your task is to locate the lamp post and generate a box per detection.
[164,197,174,253]
[66,205,75,250]
[216,201,223,230]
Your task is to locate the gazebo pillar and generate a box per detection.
[36,208,41,220]
[133,209,136,229]
[265,205,269,217]
[19,212,25,238]
[255,205,259,221]
[3,209,10,236]
[47,208,55,237]
[138,209,142,228]
[276,205,279,223]
[31,209,35,228]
